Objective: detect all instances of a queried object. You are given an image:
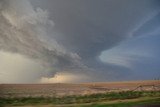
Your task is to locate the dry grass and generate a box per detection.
[0,80,159,98]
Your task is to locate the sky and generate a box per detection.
[0,0,160,83]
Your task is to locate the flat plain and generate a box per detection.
[0,80,160,107]
[0,80,159,97]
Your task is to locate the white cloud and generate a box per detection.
[100,52,133,68]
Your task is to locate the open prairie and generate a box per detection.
[0,80,159,98]
[0,80,160,107]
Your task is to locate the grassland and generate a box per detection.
[0,91,160,107]
[0,80,159,107]
[82,97,160,107]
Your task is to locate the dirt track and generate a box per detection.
[0,80,160,98]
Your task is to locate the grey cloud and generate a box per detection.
[31,0,160,60]
[0,0,84,79]
[133,12,160,37]
[31,0,160,81]
[0,0,160,83]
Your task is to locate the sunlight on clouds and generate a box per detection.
[40,72,89,83]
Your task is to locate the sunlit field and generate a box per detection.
[0,81,160,107]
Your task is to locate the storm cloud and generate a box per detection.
[0,0,87,83]
[0,0,160,83]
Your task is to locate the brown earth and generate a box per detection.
[0,80,159,98]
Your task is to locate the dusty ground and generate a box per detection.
[0,80,160,98]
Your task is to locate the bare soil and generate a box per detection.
[0,80,159,98]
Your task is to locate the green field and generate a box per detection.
[0,91,160,107]
[81,97,160,107]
